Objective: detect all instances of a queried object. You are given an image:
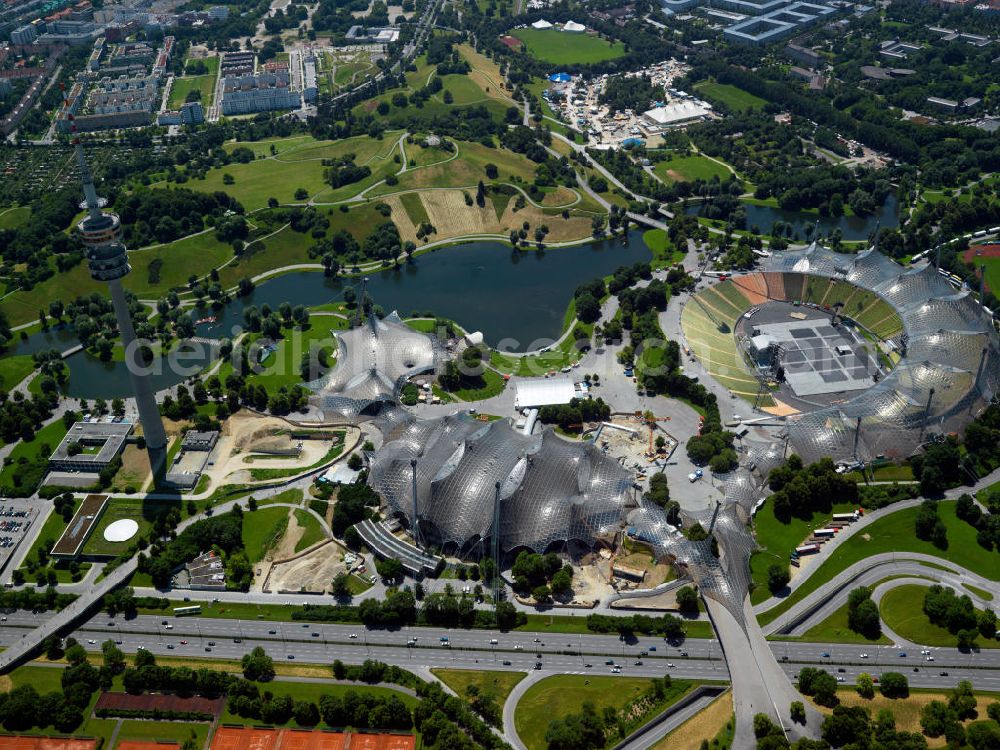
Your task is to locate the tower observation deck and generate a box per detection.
[73,135,168,456]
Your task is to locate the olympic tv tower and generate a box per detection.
[72,131,168,463]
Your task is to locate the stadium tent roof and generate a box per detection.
[562,20,586,31]
[514,378,576,408]
[531,18,553,28]
[549,72,572,83]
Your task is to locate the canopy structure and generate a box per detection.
[562,20,586,31]
[308,311,440,420]
[368,415,636,554]
[756,243,1000,463]
[532,18,553,28]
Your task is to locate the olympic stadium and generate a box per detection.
[681,243,1000,465]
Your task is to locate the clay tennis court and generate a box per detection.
[118,742,179,750]
[210,727,413,750]
[0,738,98,750]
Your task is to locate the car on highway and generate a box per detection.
[860,653,869,659]
[605,659,614,665]
[837,668,846,673]
[634,660,643,666]
[205,647,212,652]
[649,646,657,651]
[208,641,216,646]
[585,664,592,668]
[898,652,907,658]
[311,633,319,638]
[925,656,934,661]
[502,660,511,666]
[939,671,949,677]
[533,638,541,643]
[180,640,188,645]
[87,639,96,645]
[165,624,173,630]
[269,630,277,635]
[349,634,358,639]
[821,652,830,658]
[921,649,931,655]
[514,644,522,650]
[666,663,675,668]
[836,677,845,682]
[287,655,295,659]
[611,666,621,673]
[534,662,542,670]
[489,639,498,645]
[440,636,449,642]
[167,644,175,650]
[234,638,242,643]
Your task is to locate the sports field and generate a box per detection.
[511,28,626,65]
[694,81,767,111]
[964,244,1000,294]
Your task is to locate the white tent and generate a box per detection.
[531,18,553,28]
[562,20,586,32]
[514,378,576,408]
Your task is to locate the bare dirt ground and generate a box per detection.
[651,691,732,750]
[615,551,674,588]
[265,540,350,594]
[201,412,349,485]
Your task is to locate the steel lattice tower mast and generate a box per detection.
[73,135,168,463]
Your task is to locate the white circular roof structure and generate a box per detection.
[103,518,139,543]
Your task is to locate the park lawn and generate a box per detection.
[293,508,326,552]
[653,155,731,184]
[511,28,626,65]
[167,74,215,109]
[642,229,685,267]
[0,419,69,494]
[0,230,234,326]
[184,158,331,211]
[880,584,1000,649]
[436,74,491,105]
[244,320,344,393]
[215,225,317,289]
[10,664,67,693]
[749,498,861,604]
[515,674,692,750]
[694,81,767,111]
[443,368,507,401]
[0,205,31,229]
[402,139,455,170]
[490,319,592,378]
[457,44,513,105]
[242,506,290,563]
[219,680,418,725]
[325,202,400,246]
[223,134,318,158]
[792,601,890,645]
[758,501,1000,626]
[0,354,35,390]
[371,140,537,195]
[431,669,525,706]
[276,132,402,165]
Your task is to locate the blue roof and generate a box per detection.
[549,72,571,82]
[622,138,644,148]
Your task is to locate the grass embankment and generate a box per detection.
[293,508,327,552]
[431,669,526,706]
[0,419,69,495]
[0,354,36,390]
[758,500,1000,627]
[514,675,693,750]
[880,583,999,649]
[651,691,733,750]
[167,74,215,109]
[793,601,891,645]
[242,506,290,563]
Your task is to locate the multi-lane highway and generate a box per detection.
[3,611,999,691]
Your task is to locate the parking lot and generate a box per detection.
[0,501,38,577]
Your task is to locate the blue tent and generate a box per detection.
[548,72,571,83]
[622,138,644,149]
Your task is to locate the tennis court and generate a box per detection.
[209,727,413,750]
[0,738,98,750]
